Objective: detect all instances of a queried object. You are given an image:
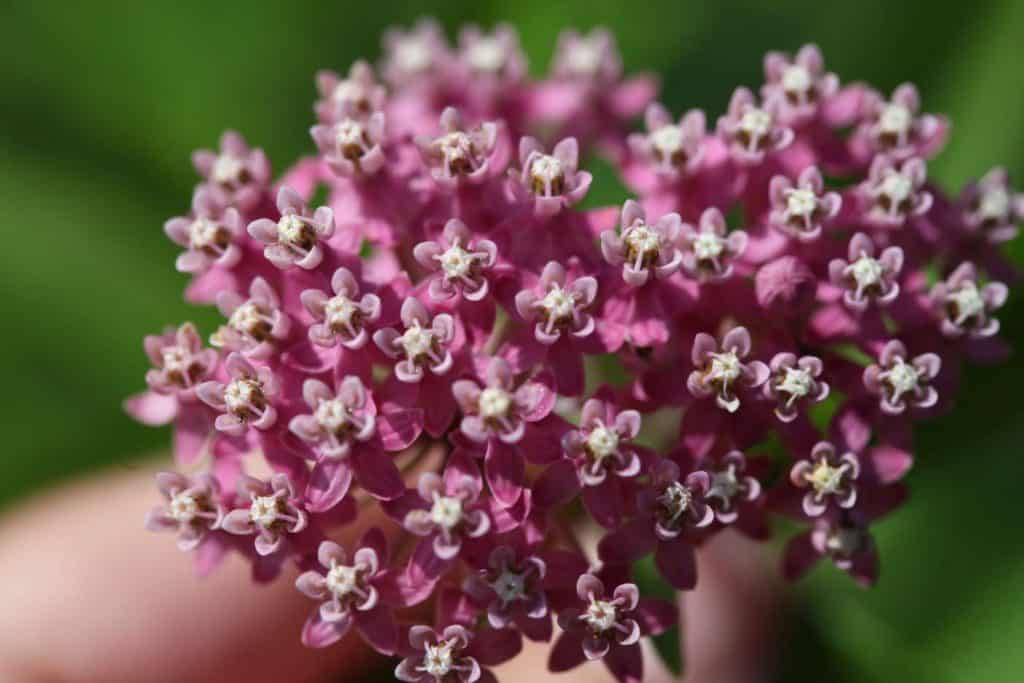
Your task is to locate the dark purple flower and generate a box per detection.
[403,470,491,560]
[600,200,683,287]
[414,219,498,302]
[514,261,598,344]
[680,207,748,282]
[703,450,761,524]
[828,232,903,311]
[763,353,829,422]
[310,111,387,177]
[164,188,244,274]
[640,459,714,539]
[301,268,382,349]
[716,86,794,165]
[789,441,861,517]
[247,187,335,270]
[395,625,480,683]
[196,352,279,436]
[463,546,547,630]
[211,276,291,360]
[416,107,502,188]
[145,471,225,551]
[452,358,555,445]
[959,167,1024,244]
[627,103,705,177]
[768,166,841,241]
[221,473,308,556]
[785,513,880,587]
[374,297,457,382]
[191,130,271,211]
[687,327,770,413]
[863,340,941,415]
[929,262,1008,339]
[509,137,592,218]
[761,43,839,124]
[858,155,933,228]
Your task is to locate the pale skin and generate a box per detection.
[0,460,782,683]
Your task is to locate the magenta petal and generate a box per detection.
[302,611,352,648]
[124,391,178,426]
[353,448,405,500]
[485,440,525,507]
[655,539,697,590]
[378,406,423,451]
[534,459,581,508]
[583,478,624,529]
[305,459,353,513]
[548,630,587,673]
[868,445,913,484]
[603,640,643,683]
[354,604,398,655]
[469,627,523,667]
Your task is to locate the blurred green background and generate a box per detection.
[1,0,1023,681]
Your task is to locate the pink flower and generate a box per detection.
[929,262,1008,338]
[600,200,683,286]
[196,352,279,436]
[716,86,794,165]
[414,218,498,302]
[144,471,225,551]
[220,473,308,556]
[958,167,1024,244]
[395,625,481,683]
[453,357,555,446]
[680,207,748,281]
[314,60,386,123]
[768,166,841,241]
[858,155,932,228]
[140,322,218,398]
[628,103,705,177]
[514,261,598,344]
[403,468,491,561]
[416,107,503,188]
[247,186,335,270]
[761,43,839,124]
[828,232,903,311]
[212,276,291,359]
[191,130,271,211]
[509,137,592,218]
[854,83,948,161]
[164,188,243,274]
[687,327,770,413]
[381,19,451,89]
[763,353,829,422]
[310,111,387,177]
[374,297,458,382]
[863,340,941,415]
[301,267,382,349]
[789,441,861,517]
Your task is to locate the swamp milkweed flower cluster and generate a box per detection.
[129,20,1020,682]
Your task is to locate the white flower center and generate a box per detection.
[161,346,190,374]
[659,482,692,522]
[584,598,619,632]
[624,224,660,256]
[331,79,362,105]
[212,155,243,185]
[948,282,985,322]
[650,125,684,155]
[467,38,505,72]
[229,301,264,334]
[586,425,620,460]
[315,399,350,433]
[565,42,601,77]
[539,285,576,320]
[335,119,365,149]
[693,231,725,260]
[740,108,773,138]
[709,351,742,384]
[531,154,563,185]
[880,171,913,204]
[249,495,280,528]
[979,188,1010,221]
[478,387,512,419]
[169,491,200,522]
[422,641,456,677]
[492,570,527,602]
[782,65,812,93]
[806,460,846,495]
[850,254,883,290]
[395,39,432,74]
[224,378,260,414]
[400,322,434,358]
[880,104,912,135]
[325,563,361,597]
[277,214,308,246]
[189,218,222,249]
[708,466,739,502]
[325,294,359,328]
[439,243,474,279]
[438,131,472,162]
[429,494,463,530]
[786,188,818,217]
[883,358,919,397]
[778,367,813,401]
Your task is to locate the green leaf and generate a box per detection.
[634,555,683,676]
